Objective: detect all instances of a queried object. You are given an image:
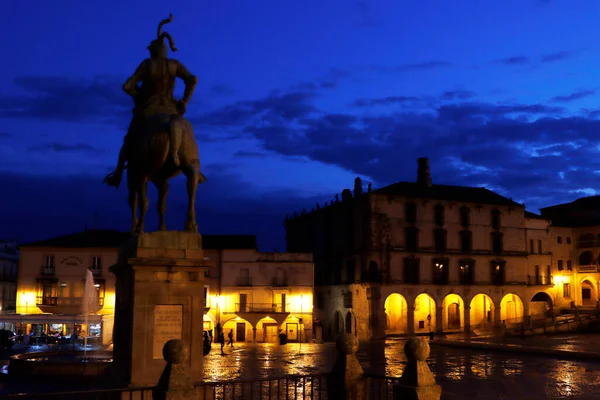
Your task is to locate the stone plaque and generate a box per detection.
[153,304,183,359]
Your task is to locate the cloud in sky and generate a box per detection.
[2,57,600,249]
[550,90,596,103]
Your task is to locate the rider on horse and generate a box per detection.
[104,14,198,188]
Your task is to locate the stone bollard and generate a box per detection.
[327,333,366,400]
[393,338,441,400]
[153,339,198,400]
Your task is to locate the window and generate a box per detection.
[563,283,571,298]
[460,207,471,228]
[434,205,445,226]
[538,240,542,254]
[204,287,208,305]
[558,260,564,271]
[491,232,503,254]
[491,261,505,285]
[566,237,572,245]
[92,256,101,269]
[44,256,54,267]
[460,230,472,253]
[237,268,250,286]
[529,239,534,253]
[557,236,563,244]
[405,203,417,224]
[405,227,419,252]
[491,210,501,230]
[403,257,420,284]
[459,260,474,285]
[567,260,572,271]
[432,258,449,285]
[434,229,447,252]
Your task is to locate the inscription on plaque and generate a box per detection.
[153,304,183,359]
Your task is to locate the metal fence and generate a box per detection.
[0,386,154,400]
[197,374,329,399]
[0,373,404,400]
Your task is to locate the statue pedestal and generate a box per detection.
[111,231,206,387]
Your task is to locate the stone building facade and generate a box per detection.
[286,158,557,341]
[0,240,18,317]
[541,196,600,311]
[0,230,315,345]
[201,237,315,343]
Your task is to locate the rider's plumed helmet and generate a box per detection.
[148,13,178,58]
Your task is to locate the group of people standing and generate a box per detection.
[203,323,235,355]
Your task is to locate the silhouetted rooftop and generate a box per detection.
[22,230,257,250]
[372,182,522,207]
[525,211,547,220]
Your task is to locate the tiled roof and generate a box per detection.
[372,182,522,207]
[22,230,257,250]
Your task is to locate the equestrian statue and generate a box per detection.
[103,14,207,234]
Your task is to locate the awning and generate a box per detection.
[0,314,110,324]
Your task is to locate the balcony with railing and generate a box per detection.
[578,265,600,273]
[36,296,105,313]
[234,303,290,313]
[527,275,553,285]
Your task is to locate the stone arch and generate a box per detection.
[500,293,524,323]
[581,278,597,306]
[579,251,594,266]
[345,311,356,334]
[384,293,408,334]
[530,292,553,317]
[334,310,343,335]
[469,293,494,329]
[413,293,436,333]
[257,316,280,343]
[442,293,464,331]
[222,316,252,343]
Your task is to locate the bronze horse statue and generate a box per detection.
[104,14,206,234]
[126,115,206,234]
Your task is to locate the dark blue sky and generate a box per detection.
[1,0,599,249]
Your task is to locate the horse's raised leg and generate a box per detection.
[127,177,138,233]
[154,179,169,231]
[181,162,199,232]
[135,178,149,234]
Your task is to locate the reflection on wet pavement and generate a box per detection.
[204,339,600,399]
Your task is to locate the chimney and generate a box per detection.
[417,157,432,186]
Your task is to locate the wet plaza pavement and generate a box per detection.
[204,338,600,399]
[0,336,600,398]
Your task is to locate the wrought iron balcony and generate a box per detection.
[235,303,290,313]
[36,296,104,307]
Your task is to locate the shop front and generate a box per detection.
[0,314,113,346]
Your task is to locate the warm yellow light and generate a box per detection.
[553,275,568,284]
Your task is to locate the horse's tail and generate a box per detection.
[170,116,182,166]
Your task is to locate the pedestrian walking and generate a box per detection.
[228,329,234,347]
[219,332,225,355]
